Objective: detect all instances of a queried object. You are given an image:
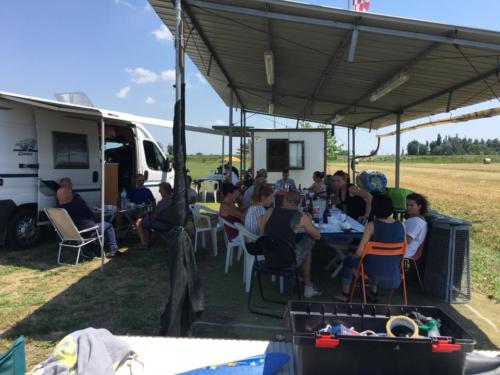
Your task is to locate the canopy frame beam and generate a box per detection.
[357,65,500,127]
[185,0,500,51]
[182,2,245,108]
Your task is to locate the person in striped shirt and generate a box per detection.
[244,183,273,241]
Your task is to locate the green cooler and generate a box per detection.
[385,187,413,210]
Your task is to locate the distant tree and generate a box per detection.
[418,142,428,155]
[407,140,420,155]
[317,123,341,160]
[441,142,453,155]
[167,144,173,155]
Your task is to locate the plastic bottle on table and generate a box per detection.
[312,198,320,223]
[323,199,331,223]
[120,188,127,210]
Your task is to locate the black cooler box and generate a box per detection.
[289,301,475,375]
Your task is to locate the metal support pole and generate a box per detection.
[99,117,105,272]
[395,113,401,188]
[347,128,351,175]
[239,110,243,182]
[243,110,247,174]
[221,136,225,172]
[228,90,233,182]
[352,127,356,183]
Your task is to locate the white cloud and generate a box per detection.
[116,86,130,98]
[214,119,225,125]
[152,25,173,41]
[161,69,176,82]
[125,67,159,84]
[196,72,207,84]
[114,0,136,10]
[145,96,155,105]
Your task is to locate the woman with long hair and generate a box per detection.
[244,183,273,238]
[308,171,326,194]
[331,170,372,221]
[219,183,245,241]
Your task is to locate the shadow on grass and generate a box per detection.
[0,233,497,369]
[0,229,61,272]
[1,242,171,344]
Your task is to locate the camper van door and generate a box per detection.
[35,110,101,219]
[140,137,174,201]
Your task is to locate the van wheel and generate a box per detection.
[7,208,40,249]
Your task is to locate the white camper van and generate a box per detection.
[0,92,175,249]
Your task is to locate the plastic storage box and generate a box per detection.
[289,301,475,375]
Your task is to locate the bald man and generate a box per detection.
[57,185,120,258]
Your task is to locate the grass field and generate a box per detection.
[0,157,499,369]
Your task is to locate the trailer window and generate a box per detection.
[143,140,165,171]
[53,132,89,169]
[289,141,304,169]
[267,139,304,171]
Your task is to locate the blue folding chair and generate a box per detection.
[0,336,26,375]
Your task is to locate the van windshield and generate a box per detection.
[143,140,165,171]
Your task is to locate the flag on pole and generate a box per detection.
[353,0,370,12]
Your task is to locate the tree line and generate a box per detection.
[407,134,500,155]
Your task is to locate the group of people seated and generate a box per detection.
[217,167,429,300]
[54,173,199,254]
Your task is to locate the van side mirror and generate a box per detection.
[163,158,172,172]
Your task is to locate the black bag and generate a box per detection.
[255,236,296,268]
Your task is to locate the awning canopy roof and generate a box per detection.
[150,0,500,129]
[0,91,223,135]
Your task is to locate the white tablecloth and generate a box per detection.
[117,336,294,375]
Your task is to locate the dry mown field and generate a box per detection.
[329,162,500,299]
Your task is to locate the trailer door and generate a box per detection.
[35,110,101,219]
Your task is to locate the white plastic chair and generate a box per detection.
[190,204,223,256]
[220,217,243,273]
[234,223,260,293]
[44,208,104,268]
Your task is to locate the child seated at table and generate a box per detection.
[335,194,405,302]
[404,193,428,258]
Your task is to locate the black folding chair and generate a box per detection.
[248,236,301,318]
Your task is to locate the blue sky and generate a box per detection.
[0,0,499,155]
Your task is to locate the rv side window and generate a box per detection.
[267,139,304,171]
[53,131,89,169]
[143,140,165,171]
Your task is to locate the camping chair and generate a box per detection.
[190,204,223,256]
[248,236,301,318]
[220,217,243,273]
[349,241,408,305]
[404,241,425,290]
[44,208,104,267]
[234,223,259,293]
[0,336,26,375]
